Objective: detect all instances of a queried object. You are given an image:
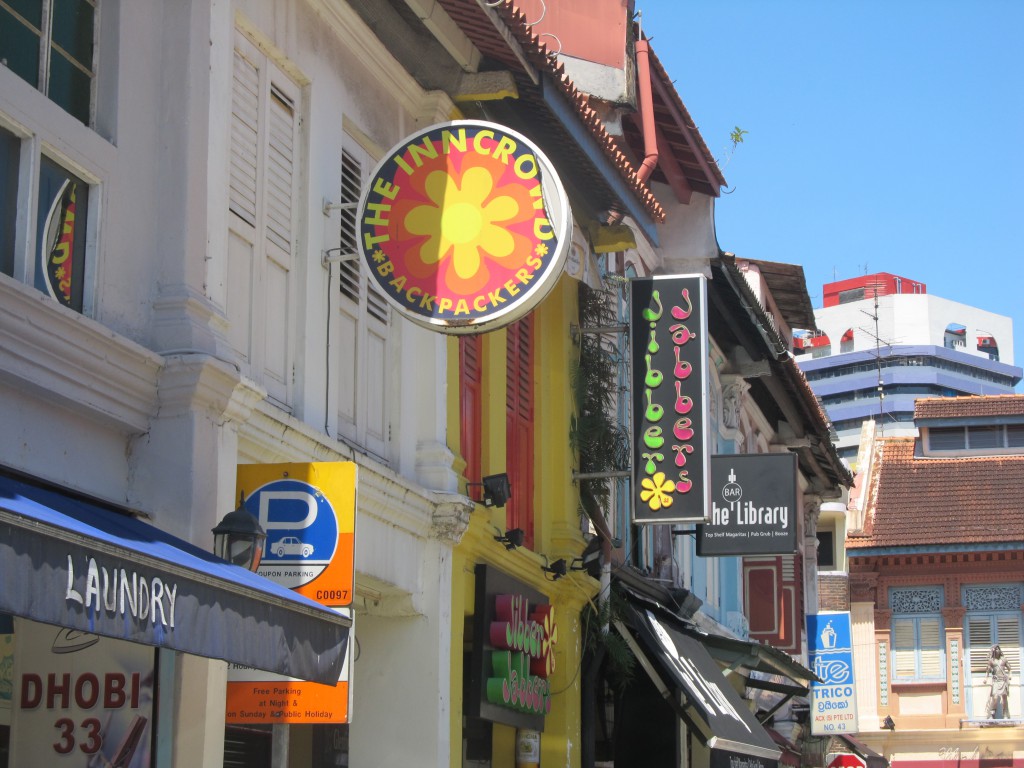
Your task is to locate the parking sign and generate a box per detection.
[229,463,357,725]
[237,463,356,607]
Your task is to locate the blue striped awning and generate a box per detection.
[0,473,349,685]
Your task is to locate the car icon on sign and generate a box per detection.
[272,536,313,558]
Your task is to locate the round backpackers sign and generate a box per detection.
[357,120,571,334]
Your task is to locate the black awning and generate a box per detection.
[683,625,818,691]
[0,474,349,685]
[615,604,781,762]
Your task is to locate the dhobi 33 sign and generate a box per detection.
[807,612,859,735]
[356,120,571,334]
[630,275,710,524]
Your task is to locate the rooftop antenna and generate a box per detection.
[858,282,888,430]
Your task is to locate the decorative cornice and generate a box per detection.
[240,403,468,546]
[157,354,264,423]
[0,277,161,433]
[849,571,879,603]
[150,283,237,364]
[719,374,749,432]
[941,606,967,628]
[431,493,475,544]
[874,608,892,631]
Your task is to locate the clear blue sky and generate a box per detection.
[636,0,1023,360]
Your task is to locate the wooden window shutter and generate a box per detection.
[506,316,534,547]
[892,618,918,678]
[264,85,295,258]
[229,49,259,227]
[460,335,483,490]
[918,617,944,678]
[339,148,361,256]
[746,562,780,635]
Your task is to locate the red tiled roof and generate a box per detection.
[914,394,1024,420]
[847,437,1024,549]
[436,0,666,221]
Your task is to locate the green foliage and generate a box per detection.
[571,284,630,521]
[583,587,636,690]
[729,125,748,148]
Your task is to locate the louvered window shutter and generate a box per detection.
[996,616,1021,675]
[919,617,944,678]
[968,617,994,674]
[230,49,259,227]
[333,141,389,458]
[264,85,295,260]
[339,149,360,257]
[506,316,534,546]
[460,335,483,489]
[892,619,918,679]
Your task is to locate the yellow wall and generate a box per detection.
[447,275,599,768]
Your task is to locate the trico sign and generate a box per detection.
[808,612,859,736]
[356,120,571,334]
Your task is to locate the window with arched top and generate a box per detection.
[944,323,967,350]
[839,328,854,353]
[976,332,1000,361]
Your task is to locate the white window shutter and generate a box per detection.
[968,617,994,674]
[892,619,917,678]
[227,33,299,408]
[996,616,1021,676]
[230,49,259,227]
[334,141,389,461]
[919,617,944,678]
[264,85,295,260]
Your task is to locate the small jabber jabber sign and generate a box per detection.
[357,120,571,334]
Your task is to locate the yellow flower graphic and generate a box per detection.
[640,472,676,511]
[540,607,558,677]
[404,165,519,282]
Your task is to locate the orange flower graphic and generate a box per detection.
[390,150,538,296]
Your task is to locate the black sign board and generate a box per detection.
[630,276,710,524]
[696,454,798,556]
[467,565,555,731]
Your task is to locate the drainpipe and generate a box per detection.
[634,38,659,184]
[606,38,659,227]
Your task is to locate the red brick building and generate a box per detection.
[846,395,1024,766]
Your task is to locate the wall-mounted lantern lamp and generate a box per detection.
[543,543,603,581]
[494,528,526,551]
[541,558,568,581]
[212,493,267,572]
[468,473,511,508]
[882,715,895,731]
[571,536,603,579]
